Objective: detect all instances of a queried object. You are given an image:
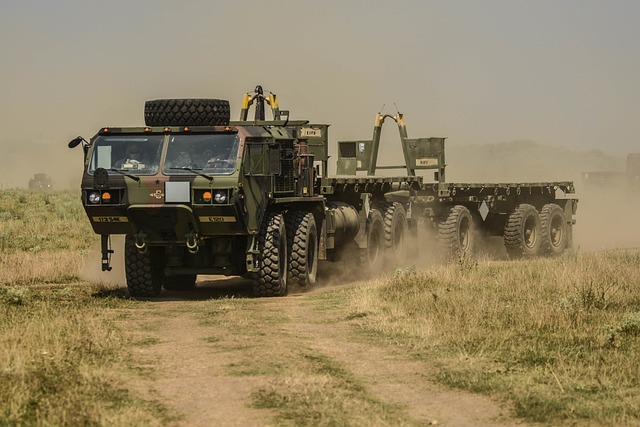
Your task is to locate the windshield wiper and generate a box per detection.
[109,168,141,182]
[170,167,214,182]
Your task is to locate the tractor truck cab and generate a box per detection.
[69,88,339,297]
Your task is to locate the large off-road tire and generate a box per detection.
[253,212,288,297]
[163,274,197,291]
[438,205,475,259]
[504,204,542,258]
[285,211,318,288]
[144,99,231,127]
[359,209,385,275]
[382,202,407,264]
[540,203,569,256]
[124,236,163,297]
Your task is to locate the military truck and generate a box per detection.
[29,173,53,191]
[582,153,640,190]
[69,85,577,297]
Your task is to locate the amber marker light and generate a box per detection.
[164,127,170,132]
[203,191,212,202]
[101,192,111,202]
[225,127,231,131]
[183,127,190,132]
[103,127,110,133]
[144,127,151,132]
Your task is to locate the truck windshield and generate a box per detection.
[163,134,240,175]
[88,135,164,175]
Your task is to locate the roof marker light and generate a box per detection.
[144,127,150,132]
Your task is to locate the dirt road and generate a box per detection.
[121,277,523,426]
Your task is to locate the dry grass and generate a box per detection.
[330,250,640,425]
[0,189,93,253]
[0,251,85,285]
[0,190,173,425]
[251,352,413,427]
[0,283,174,425]
[0,189,96,287]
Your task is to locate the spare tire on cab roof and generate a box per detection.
[144,98,231,127]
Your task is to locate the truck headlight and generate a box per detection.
[214,192,227,204]
[88,192,101,204]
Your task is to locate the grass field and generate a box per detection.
[0,190,174,424]
[1,189,639,425]
[331,253,640,424]
[0,189,94,285]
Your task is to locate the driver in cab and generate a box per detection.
[115,145,146,170]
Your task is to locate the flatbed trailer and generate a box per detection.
[318,110,577,261]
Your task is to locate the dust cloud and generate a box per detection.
[371,137,639,252]
[442,140,639,252]
[0,140,83,191]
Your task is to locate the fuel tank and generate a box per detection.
[326,201,360,247]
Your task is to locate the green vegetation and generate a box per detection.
[0,190,174,425]
[0,189,92,253]
[0,190,96,286]
[331,252,640,425]
[0,284,174,425]
[251,351,412,427]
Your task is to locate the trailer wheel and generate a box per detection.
[540,203,568,256]
[163,274,197,291]
[286,211,318,288]
[383,202,407,264]
[124,236,163,297]
[253,212,288,297]
[144,98,231,127]
[360,209,385,275]
[504,204,542,258]
[438,205,475,259]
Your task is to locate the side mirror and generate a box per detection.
[68,136,88,148]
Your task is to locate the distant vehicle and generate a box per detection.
[28,173,53,191]
[582,153,640,190]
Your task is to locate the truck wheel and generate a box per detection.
[163,275,197,291]
[383,202,407,264]
[438,205,475,259]
[124,236,163,297]
[253,212,288,297]
[540,203,568,256]
[286,211,318,288]
[144,99,231,127]
[360,209,385,275]
[504,204,542,258]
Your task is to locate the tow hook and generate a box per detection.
[134,230,147,254]
[186,231,200,254]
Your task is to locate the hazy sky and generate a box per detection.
[1,0,638,188]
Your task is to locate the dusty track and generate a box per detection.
[121,277,525,426]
